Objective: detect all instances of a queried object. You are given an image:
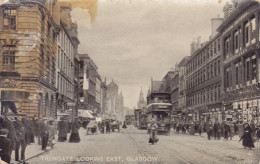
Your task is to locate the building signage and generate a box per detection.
[83,73,89,90]
[158,105,168,109]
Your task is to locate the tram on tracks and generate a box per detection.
[146,92,172,134]
[134,108,148,129]
[125,114,135,125]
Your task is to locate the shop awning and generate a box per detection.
[78,109,94,118]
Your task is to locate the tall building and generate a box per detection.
[106,80,124,121]
[217,0,260,123]
[56,2,80,117]
[101,78,107,115]
[0,0,60,118]
[186,16,223,122]
[137,87,146,109]
[177,56,190,121]
[95,73,101,114]
[78,54,98,113]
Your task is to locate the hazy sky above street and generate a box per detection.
[71,0,230,108]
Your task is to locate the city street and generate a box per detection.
[24,125,260,164]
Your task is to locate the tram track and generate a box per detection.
[128,133,153,164]
[127,128,198,164]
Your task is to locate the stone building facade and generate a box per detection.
[186,33,223,122]
[0,0,60,118]
[218,0,260,123]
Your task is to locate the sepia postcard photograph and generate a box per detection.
[0,0,260,163]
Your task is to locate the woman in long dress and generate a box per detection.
[149,119,159,145]
[239,123,255,149]
[69,119,81,143]
[57,118,68,142]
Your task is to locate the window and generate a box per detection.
[210,45,213,57]
[251,16,256,32]
[214,62,217,76]
[2,45,15,69]
[225,37,230,57]
[218,60,220,75]
[226,69,229,88]
[211,64,213,78]
[40,45,44,77]
[246,60,250,81]
[214,42,216,54]
[235,66,239,85]
[214,86,217,101]
[41,14,45,34]
[244,21,249,44]
[252,57,257,80]
[3,9,16,30]
[234,30,239,50]
[218,39,220,51]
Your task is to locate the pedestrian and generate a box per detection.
[223,121,230,140]
[69,119,81,143]
[21,116,32,145]
[0,129,12,164]
[149,119,159,145]
[122,121,127,129]
[189,122,195,135]
[57,118,68,142]
[229,122,235,140]
[47,120,55,149]
[206,121,213,140]
[239,123,255,149]
[13,116,27,162]
[38,118,49,151]
[213,120,221,140]
[198,121,204,135]
[0,115,18,160]
[106,120,111,134]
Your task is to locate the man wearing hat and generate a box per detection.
[0,115,18,161]
[0,129,12,163]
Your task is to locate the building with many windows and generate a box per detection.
[177,56,190,121]
[0,0,60,118]
[186,16,223,122]
[218,0,260,123]
[78,54,98,114]
[56,2,80,116]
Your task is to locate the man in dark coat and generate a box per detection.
[38,119,49,150]
[0,129,12,164]
[13,116,27,162]
[0,116,18,160]
[223,121,230,140]
[213,120,221,140]
[206,121,213,140]
[21,117,33,145]
[57,118,68,142]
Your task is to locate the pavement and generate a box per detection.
[7,126,260,164]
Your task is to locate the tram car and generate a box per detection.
[125,115,135,125]
[146,91,172,134]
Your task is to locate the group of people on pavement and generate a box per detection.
[171,119,260,149]
[0,114,85,164]
[0,114,40,164]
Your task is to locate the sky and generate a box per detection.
[71,0,230,108]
